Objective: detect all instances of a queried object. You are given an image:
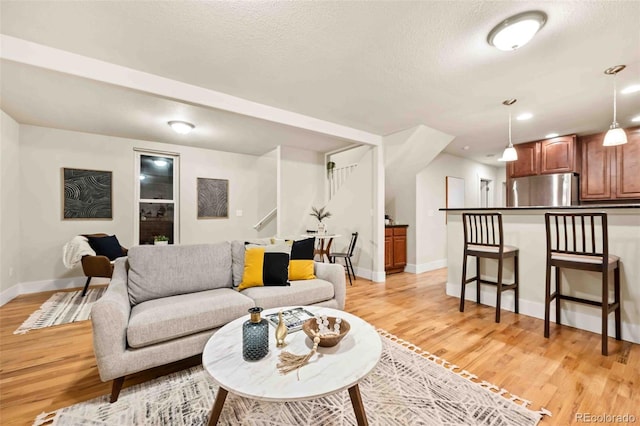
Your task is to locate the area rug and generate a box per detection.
[34,330,550,425]
[14,288,106,334]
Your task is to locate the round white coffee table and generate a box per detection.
[203,306,382,425]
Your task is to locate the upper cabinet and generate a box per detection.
[508,135,577,178]
[582,126,640,200]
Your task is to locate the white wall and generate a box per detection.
[414,153,500,272]
[384,125,454,268]
[325,147,375,278]
[0,111,21,293]
[278,146,324,238]
[329,145,369,168]
[17,125,264,286]
[255,147,278,237]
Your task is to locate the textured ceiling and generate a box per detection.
[1,1,639,162]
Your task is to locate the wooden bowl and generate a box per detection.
[302,317,350,347]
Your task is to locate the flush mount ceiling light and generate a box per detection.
[603,65,627,147]
[168,120,195,135]
[488,11,547,51]
[498,99,518,162]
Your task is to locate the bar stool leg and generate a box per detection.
[476,257,481,304]
[601,269,609,356]
[555,267,562,326]
[460,253,468,312]
[514,254,520,314]
[495,258,503,323]
[544,262,552,338]
[614,266,621,341]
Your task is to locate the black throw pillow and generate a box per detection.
[87,235,124,261]
[262,252,291,287]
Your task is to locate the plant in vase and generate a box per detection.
[154,235,169,245]
[310,206,331,234]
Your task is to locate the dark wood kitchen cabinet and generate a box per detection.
[507,135,577,178]
[581,126,640,201]
[385,225,408,274]
[507,141,539,178]
[540,135,578,174]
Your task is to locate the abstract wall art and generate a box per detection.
[197,178,228,219]
[63,168,113,219]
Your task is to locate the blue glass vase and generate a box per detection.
[242,307,269,361]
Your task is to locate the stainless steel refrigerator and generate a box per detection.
[507,173,579,207]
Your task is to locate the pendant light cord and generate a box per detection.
[508,108,513,147]
[612,73,617,123]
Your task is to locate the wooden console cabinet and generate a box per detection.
[581,126,640,201]
[385,225,408,274]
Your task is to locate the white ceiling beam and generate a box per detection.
[0,35,381,146]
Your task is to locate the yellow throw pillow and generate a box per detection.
[238,247,265,290]
[289,259,315,281]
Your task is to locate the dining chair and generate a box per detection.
[329,232,358,285]
[544,212,621,355]
[460,213,519,323]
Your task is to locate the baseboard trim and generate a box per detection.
[0,277,109,307]
[352,267,385,283]
[405,259,447,274]
[446,281,640,344]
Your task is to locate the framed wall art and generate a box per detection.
[63,168,113,219]
[197,178,228,219]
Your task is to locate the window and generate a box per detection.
[135,151,179,245]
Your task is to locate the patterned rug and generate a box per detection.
[34,330,549,425]
[14,288,106,334]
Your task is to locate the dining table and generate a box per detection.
[303,233,342,262]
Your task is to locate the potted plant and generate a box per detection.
[310,206,332,234]
[154,235,169,245]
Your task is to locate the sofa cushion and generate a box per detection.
[238,247,290,290]
[127,242,232,305]
[231,240,245,287]
[289,238,316,280]
[127,288,254,348]
[240,279,334,310]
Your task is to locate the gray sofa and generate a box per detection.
[91,241,346,402]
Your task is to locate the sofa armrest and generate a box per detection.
[91,257,131,381]
[81,255,113,278]
[314,262,346,310]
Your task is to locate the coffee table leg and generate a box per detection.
[208,387,228,426]
[348,384,368,426]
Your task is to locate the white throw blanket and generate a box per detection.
[62,236,96,269]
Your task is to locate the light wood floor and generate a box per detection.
[1,269,638,425]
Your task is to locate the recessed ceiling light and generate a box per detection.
[517,112,533,121]
[631,115,640,123]
[621,84,640,94]
[463,146,470,150]
[545,133,559,138]
[487,11,547,51]
[168,120,195,134]
[153,159,168,167]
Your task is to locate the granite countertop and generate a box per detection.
[439,204,640,211]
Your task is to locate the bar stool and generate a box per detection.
[544,212,621,356]
[460,213,519,323]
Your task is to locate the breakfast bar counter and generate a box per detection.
[440,205,640,344]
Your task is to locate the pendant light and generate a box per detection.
[603,65,627,146]
[498,99,518,162]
